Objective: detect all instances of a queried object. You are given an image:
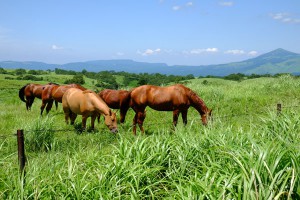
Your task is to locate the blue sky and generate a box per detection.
[0,0,299,66]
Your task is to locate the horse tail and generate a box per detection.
[19,84,28,102]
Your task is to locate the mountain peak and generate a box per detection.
[264,48,298,57]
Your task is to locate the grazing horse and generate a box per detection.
[129,84,212,135]
[62,88,118,133]
[41,83,87,115]
[19,83,58,110]
[98,89,131,123]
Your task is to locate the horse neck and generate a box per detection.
[50,85,60,96]
[188,91,208,115]
[92,95,111,116]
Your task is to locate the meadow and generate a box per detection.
[1,73,300,199]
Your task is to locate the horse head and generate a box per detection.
[201,109,212,126]
[104,110,118,133]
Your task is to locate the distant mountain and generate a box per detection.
[1,48,300,76]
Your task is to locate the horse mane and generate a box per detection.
[83,90,94,94]
[186,88,208,114]
[18,84,29,102]
[48,82,59,85]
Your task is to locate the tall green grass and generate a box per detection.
[1,75,300,199]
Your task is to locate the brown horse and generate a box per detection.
[98,89,131,123]
[41,83,87,115]
[62,88,118,132]
[129,84,212,134]
[19,83,58,110]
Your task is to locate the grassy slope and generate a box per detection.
[1,74,300,199]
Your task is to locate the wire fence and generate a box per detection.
[1,102,300,140]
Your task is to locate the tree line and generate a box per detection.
[0,67,297,89]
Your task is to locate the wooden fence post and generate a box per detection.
[17,129,26,183]
[277,103,282,115]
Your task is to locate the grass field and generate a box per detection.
[1,74,300,199]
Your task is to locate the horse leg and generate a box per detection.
[91,114,97,130]
[173,110,180,128]
[46,100,54,114]
[63,108,70,124]
[82,115,88,130]
[181,110,188,126]
[40,100,48,115]
[120,105,129,123]
[55,101,58,110]
[137,111,145,134]
[70,112,77,125]
[97,113,101,123]
[29,97,35,110]
[132,112,138,135]
[26,97,34,110]
[26,100,30,110]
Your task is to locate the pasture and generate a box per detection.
[1,73,300,199]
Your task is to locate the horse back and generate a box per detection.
[63,88,109,115]
[99,89,130,109]
[130,84,190,110]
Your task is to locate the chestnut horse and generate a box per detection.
[62,88,118,132]
[98,89,131,123]
[19,83,58,110]
[41,83,87,115]
[129,84,212,134]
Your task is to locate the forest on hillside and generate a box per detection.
[0,67,294,89]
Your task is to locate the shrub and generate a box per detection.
[25,117,55,152]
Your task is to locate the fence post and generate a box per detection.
[17,129,26,182]
[277,103,282,115]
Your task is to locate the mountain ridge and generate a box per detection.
[1,48,300,76]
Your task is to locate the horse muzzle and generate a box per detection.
[110,128,118,134]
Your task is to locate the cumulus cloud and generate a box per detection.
[52,44,64,50]
[172,2,194,11]
[219,1,234,7]
[186,2,193,7]
[224,49,258,56]
[187,48,219,54]
[138,48,161,56]
[270,13,300,24]
[116,52,125,56]
[172,5,181,11]
[248,51,258,56]
[225,49,245,55]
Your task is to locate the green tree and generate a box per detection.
[0,67,7,74]
[64,74,85,84]
[15,68,26,75]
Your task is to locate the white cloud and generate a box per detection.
[172,6,181,11]
[248,51,258,56]
[224,49,258,56]
[270,13,300,24]
[225,49,245,55]
[116,52,125,56]
[138,48,161,56]
[52,44,64,50]
[172,2,194,11]
[188,48,219,54]
[186,2,193,7]
[219,1,234,7]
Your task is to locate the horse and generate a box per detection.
[41,83,87,115]
[98,89,131,123]
[62,88,118,133]
[19,83,58,110]
[129,84,212,135]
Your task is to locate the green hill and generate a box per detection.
[1,48,300,76]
